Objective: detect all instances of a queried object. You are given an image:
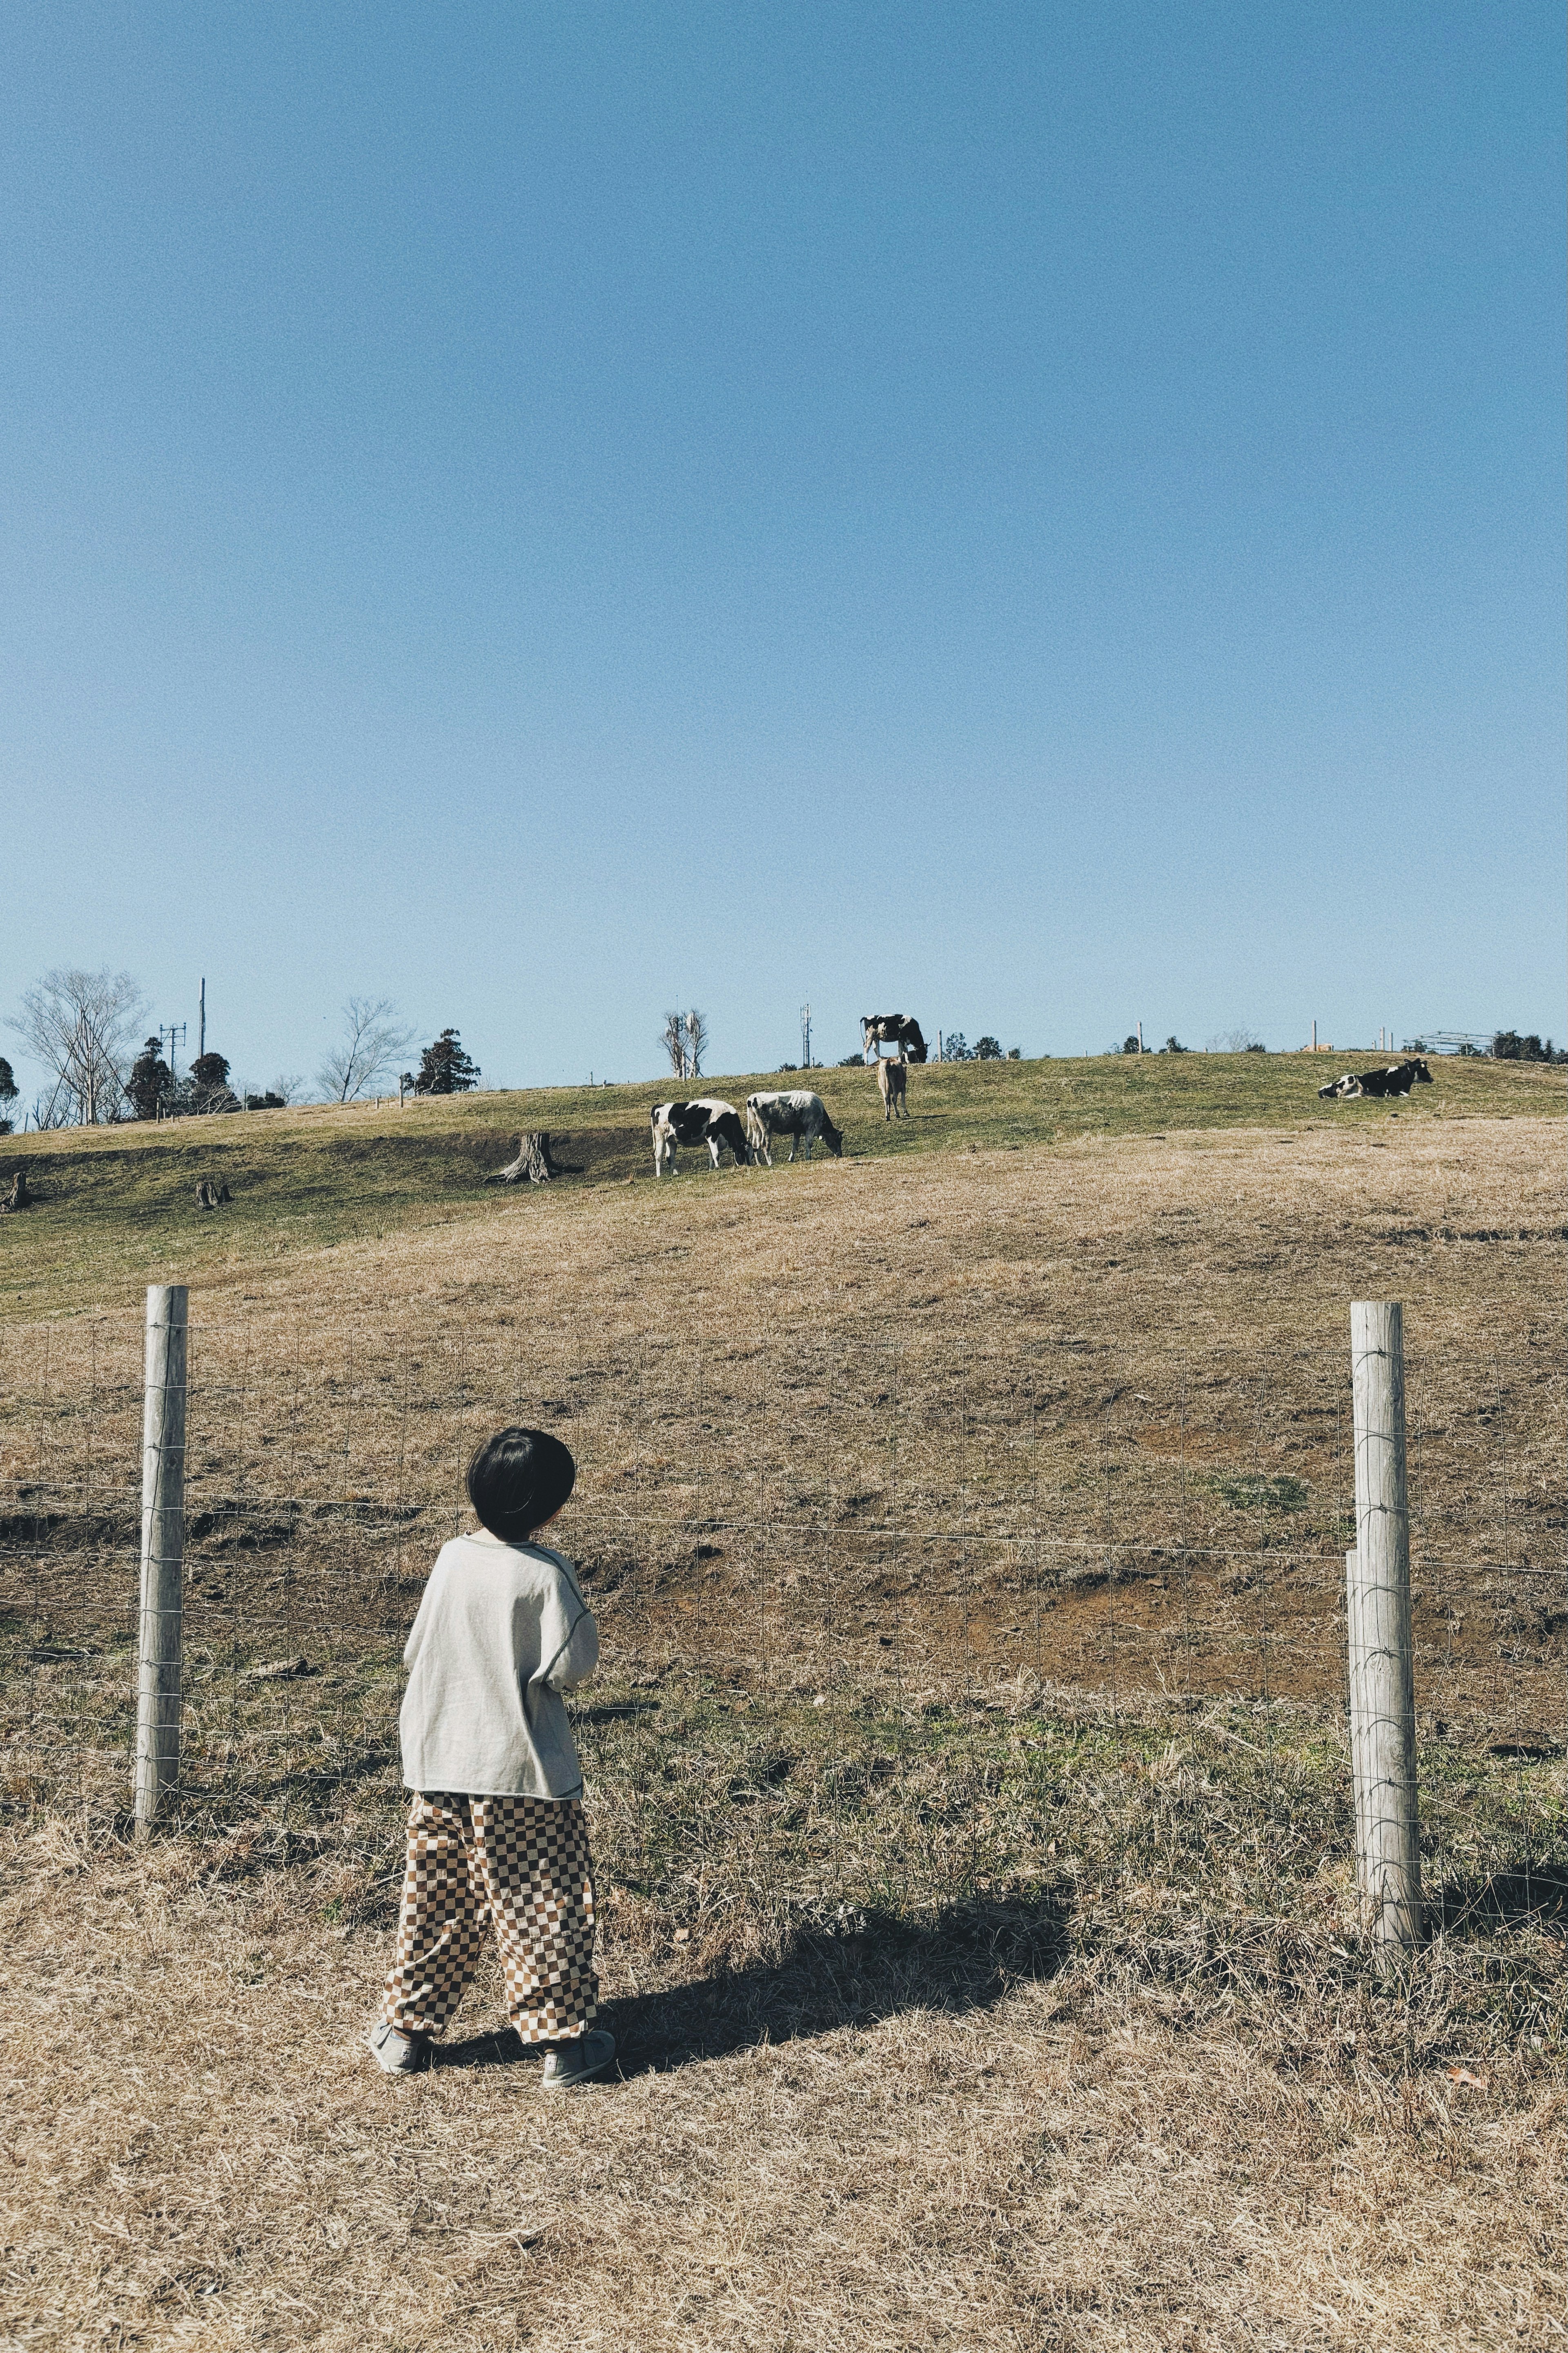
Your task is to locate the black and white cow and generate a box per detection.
[1377,1057,1432,1095]
[861,1014,928,1065]
[650,1099,751,1176]
[744,1090,845,1164]
[1318,1058,1433,1102]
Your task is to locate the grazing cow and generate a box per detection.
[875,1057,909,1120]
[650,1099,751,1176]
[860,1014,928,1065]
[1318,1058,1432,1103]
[744,1090,845,1164]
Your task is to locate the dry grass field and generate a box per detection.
[1,1065,1564,2349]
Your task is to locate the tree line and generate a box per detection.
[2,969,482,1132]
[7,968,1559,1136]
[834,1034,1020,1065]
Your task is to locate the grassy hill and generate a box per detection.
[2,1051,1564,2344]
[2,1048,1561,1320]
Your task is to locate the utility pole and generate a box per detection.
[197,979,205,1063]
[1137,1021,1143,1054]
[800,1004,811,1070]
[160,1024,187,1085]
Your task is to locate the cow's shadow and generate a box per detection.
[434,1887,1069,2076]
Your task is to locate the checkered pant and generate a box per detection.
[381,1792,599,2044]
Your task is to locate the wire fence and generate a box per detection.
[2,1300,1564,1943]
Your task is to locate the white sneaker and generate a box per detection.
[539,2030,616,2090]
[369,2022,431,2074]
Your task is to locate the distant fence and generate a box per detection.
[2,1286,1564,1934]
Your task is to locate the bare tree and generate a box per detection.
[1204,1027,1265,1053]
[236,1071,305,1108]
[660,1007,709,1082]
[317,997,414,1103]
[662,1010,689,1081]
[10,968,145,1126]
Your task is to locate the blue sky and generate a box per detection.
[3,3,1562,1094]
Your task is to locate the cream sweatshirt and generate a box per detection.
[398,1529,599,1800]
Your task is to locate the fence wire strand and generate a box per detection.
[2,1305,1564,1962]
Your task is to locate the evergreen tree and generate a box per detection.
[127,1037,174,1121]
[1492,1030,1565,1064]
[189,1050,240,1113]
[0,1054,15,1136]
[974,1036,1003,1060]
[414,1029,481,1094]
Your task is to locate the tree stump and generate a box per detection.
[195,1177,231,1210]
[487,1132,570,1185]
[2,1169,34,1212]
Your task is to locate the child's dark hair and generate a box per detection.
[466,1427,576,1546]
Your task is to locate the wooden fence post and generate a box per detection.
[134,1284,187,1829]
[1348,1300,1421,1952]
[1345,1543,1372,1895]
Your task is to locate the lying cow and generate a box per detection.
[744,1090,845,1164]
[861,1013,928,1065]
[650,1099,751,1176]
[1318,1057,1433,1102]
[875,1057,909,1120]
[1374,1057,1432,1096]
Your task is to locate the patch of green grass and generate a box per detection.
[1203,1472,1311,1513]
[2,1051,1560,1320]
[551,1671,1566,2074]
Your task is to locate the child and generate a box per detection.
[369,1426,615,2089]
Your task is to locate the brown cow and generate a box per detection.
[875,1057,909,1120]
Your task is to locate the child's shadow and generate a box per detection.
[437,1888,1068,2076]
